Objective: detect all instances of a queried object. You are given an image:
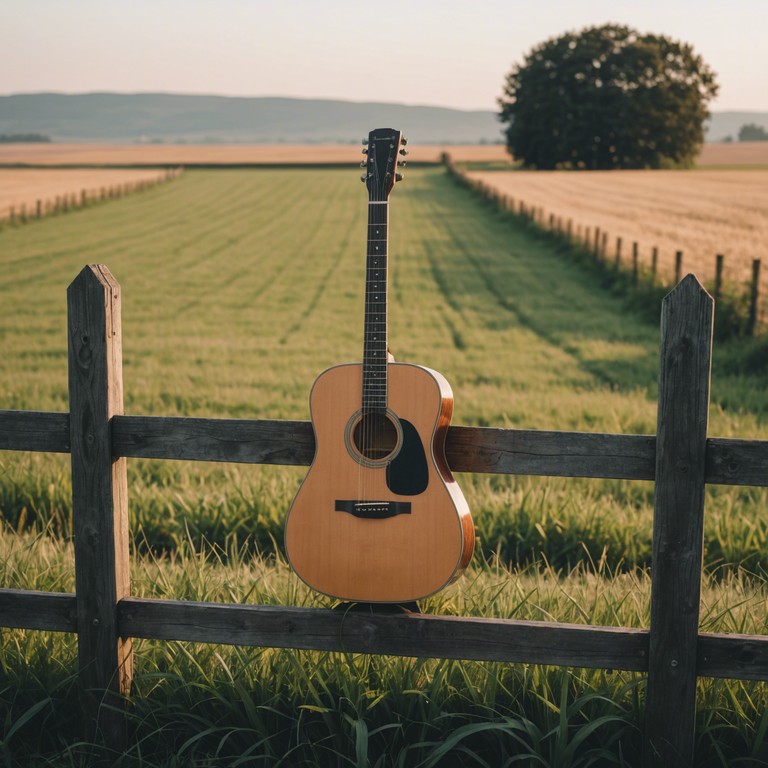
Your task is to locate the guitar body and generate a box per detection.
[285,362,474,603]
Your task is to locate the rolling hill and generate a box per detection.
[0,93,504,145]
[0,92,765,146]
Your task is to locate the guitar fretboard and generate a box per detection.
[362,200,388,413]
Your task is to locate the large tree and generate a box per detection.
[498,24,719,170]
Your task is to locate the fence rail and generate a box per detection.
[3,412,768,487]
[2,264,768,766]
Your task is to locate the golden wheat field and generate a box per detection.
[466,168,768,287]
[1,140,766,167]
[698,141,768,166]
[0,168,174,220]
[0,142,508,166]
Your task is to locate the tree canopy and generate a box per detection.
[498,24,719,170]
[738,123,768,142]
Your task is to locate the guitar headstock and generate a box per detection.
[360,128,408,200]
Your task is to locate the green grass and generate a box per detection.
[2,168,768,571]
[2,167,768,764]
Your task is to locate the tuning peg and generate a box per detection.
[399,148,408,156]
[360,173,368,182]
[362,138,369,145]
[362,148,368,155]
[397,160,406,167]
[395,172,404,182]
[360,160,368,168]
[401,137,408,146]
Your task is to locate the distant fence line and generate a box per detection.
[443,154,764,335]
[0,167,184,228]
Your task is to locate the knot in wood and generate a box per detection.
[77,340,92,366]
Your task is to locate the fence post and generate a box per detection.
[632,242,639,283]
[67,265,132,751]
[675,250,683,284]
[714,254,724,304]
[747,259,761,336]
[644,274,713,767]
[651,247,658,282]
[615,237,622,268]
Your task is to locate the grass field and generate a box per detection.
[465,168,768,292]
[2,167,768,764]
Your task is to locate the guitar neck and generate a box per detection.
[362,198,389,413]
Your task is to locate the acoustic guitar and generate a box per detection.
[285,128,474,603]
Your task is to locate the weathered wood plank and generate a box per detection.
[447,426,656,479]
[698,632,768,680]
[112,415,659,479]
[644,275,714,768]
[0,588,77,632]
[108,418,768,485]
[67,265,132,748]
[118,597,650,670]
[3,410,768,488]
[112,415,316,465]
[0,410,70,452]
[706,437,768,486]
[3,588,766,683]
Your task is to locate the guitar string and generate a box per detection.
[371,145,387,498]
[365,139,386,504]
[361,135,396,507]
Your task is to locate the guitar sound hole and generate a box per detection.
[353,412,399,461]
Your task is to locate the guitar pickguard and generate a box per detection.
[386,418,429,495]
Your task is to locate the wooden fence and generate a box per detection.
[444,157,765,335]
[0,167,183,226]
[2,265,768,767]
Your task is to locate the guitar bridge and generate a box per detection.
[335,500,412,519]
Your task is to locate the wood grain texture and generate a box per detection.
[67,264,131,747]
[118,597,649,669]
[0,588,77,632]
[644,275,713,768]
[705,437,768,486]
[111,415,316,465]
[0,410,70,452]
[284,363,473,602]
[446,426,656,479]
[698,632,768,680]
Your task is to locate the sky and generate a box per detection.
[1,0,766,113]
